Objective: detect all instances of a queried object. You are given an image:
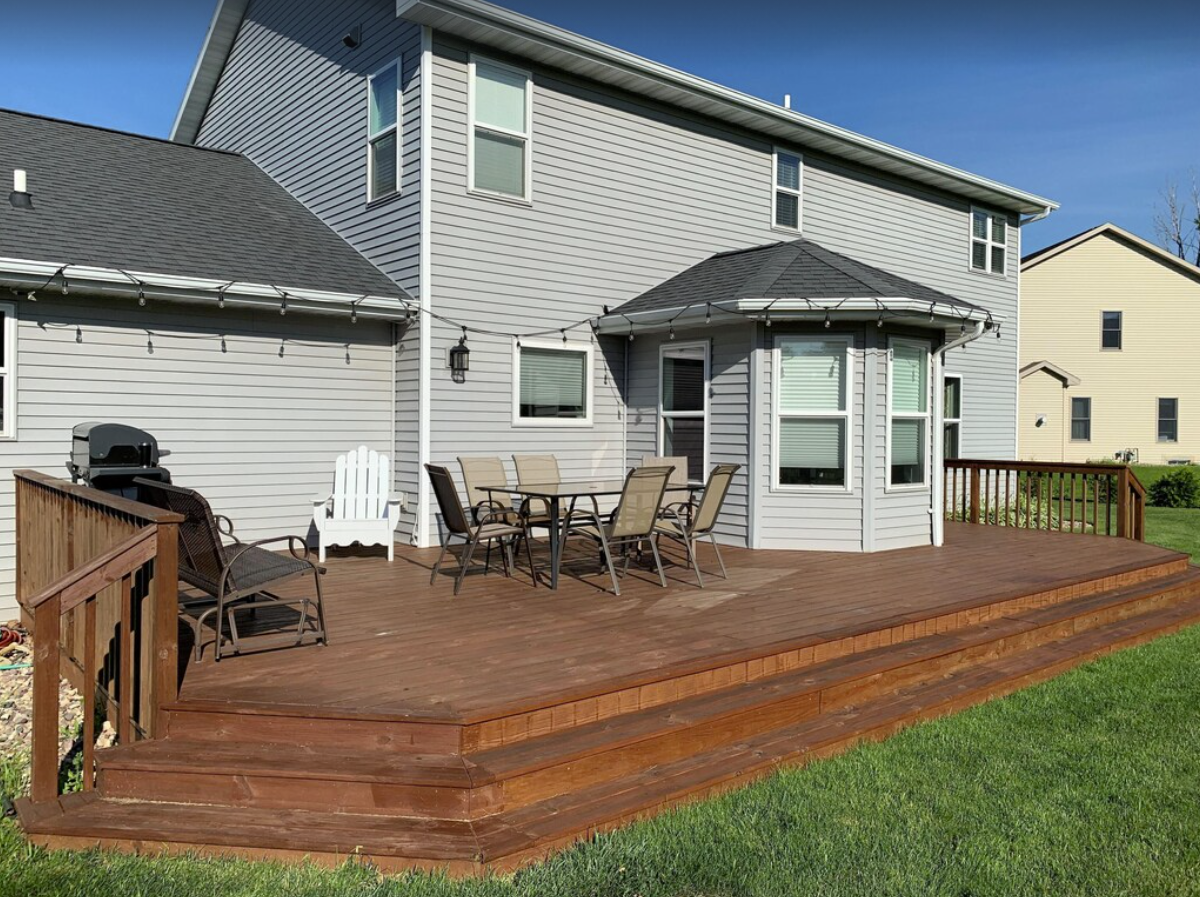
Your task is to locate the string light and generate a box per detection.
[669,323,676,340]
[928,304,936,322]
[137,283,146,307]
[26,291,36,302]
[217,286,227,309]
[562,328,568,344]
[705,302,712,325]
[823,309,831,329]
[877,312,884,327]
[280,293,288,316]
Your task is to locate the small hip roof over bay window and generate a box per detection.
[598,238,997,335]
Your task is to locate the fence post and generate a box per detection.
[29,595,61,804]
[1115,466,1130,539]
[969,467,981,524]
[151,522,180,738]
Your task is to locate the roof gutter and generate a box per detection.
[0,258,411,322]
[1020,205,1055,227]
[930,320,988,547]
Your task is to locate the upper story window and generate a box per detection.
[470,57,532,201]
[367,60,401,201]
[1101,311,1122,350]
[889,338,931,488]
[513,338,592,426]
[774,335,851,491]
[773,150,802,231]
[0,302,14,439]
[970,208,1007,276]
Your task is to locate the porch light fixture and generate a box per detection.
[449,328,470,383]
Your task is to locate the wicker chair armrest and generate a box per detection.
[215,514,241,542]
[224,535,315,570]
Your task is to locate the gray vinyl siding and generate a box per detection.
[0,296,395,615]
[193,0,423,538]
[625,326,752,546]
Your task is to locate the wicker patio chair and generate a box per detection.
[427,465,536,595]
[654,463,741,588]
[561,465,673,596]
[134,478,327,662]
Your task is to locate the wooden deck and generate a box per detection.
[20,522,1200,874]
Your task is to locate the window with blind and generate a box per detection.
[773,149,802,231]
[660,343,708,481]
[1158,398,1178,443]
[1071,397,1091,442]
[774,336,851,489]
[0,303,15,438]
[514,340,591,424]
[970,208,1007,276]
[470,57,531,200]
[889,339,930,487]
[943,374,963,460]
[367,60,401,201]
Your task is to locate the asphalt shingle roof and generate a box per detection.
[613,238,983,316]
[0,109,403,298]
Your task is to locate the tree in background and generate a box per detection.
[1154,173,1200,266]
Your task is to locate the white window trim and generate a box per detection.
[943,372,963,459]
[512,337,594,428]
[0,301,16,440]
[969,206,1008,277]
[468,54,534,204]
[1101,310,1123,351]
[1158,396,1179,444]
[771,333,854,494]
[886,336,932,492]
[366,57,403,203]
[658,340,710,479]
[771,148,803,233]
[1070,396,1092,443]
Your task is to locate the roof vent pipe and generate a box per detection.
[9,169,33,210]
[783,94,792,110]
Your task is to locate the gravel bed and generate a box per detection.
[0,637,83,766]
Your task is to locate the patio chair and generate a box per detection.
[514,453,599,521]
[654,463,741,588]
[640,455,690,487]
[312,446,405,562]
[460,456,523,575]
[561,465,674,596]
[427,464,537,595]
[134,478,327,662]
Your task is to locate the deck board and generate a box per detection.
[176,523,1184,721]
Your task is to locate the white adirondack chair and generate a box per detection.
[312,447,406,562]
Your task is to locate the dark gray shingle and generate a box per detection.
[0,109,403,298]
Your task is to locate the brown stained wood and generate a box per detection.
[26,527,157,613]
[83,601,96,791]
[118,574,133,744]
[30,598,62,804]
[151,523,180,737]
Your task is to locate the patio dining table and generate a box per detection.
[479,479,699,590]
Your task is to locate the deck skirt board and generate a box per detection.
[17,525,1200,873]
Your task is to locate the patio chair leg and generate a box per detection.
[500,538,515,579]
[431,537,451,586]
[684,535,705,588]
[708,533,728,579]
[648,537,669,588]
[455,538,479,596]
[522,531,539,587]
[593,531,621,597]
[312,570,328,644]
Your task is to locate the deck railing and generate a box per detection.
[944,460,1146,541]
[15,471,182,805]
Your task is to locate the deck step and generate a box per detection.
[25,587,1200,872]
[88,569,1200,819]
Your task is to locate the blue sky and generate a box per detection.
[2,0,1197,253]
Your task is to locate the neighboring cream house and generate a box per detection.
[1020,223,1200,464]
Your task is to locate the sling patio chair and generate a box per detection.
[560,465,674,596]
[640,455,690,488]
[427,464,537,595]
[459,456,525,575]
[654,463,741,588]
[134,478,327,662]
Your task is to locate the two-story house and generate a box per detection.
[0,0,1056,616]
[1020,223,1200,465]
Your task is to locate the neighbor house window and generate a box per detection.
[660,342,709,481]
[1159,398,1178,443]
[0,302,14,438]
[943,374,963,460]
[773,150,802,231]
[367,60,401,201]
[1101,311,1122,350]
[513,339,592,425]
[470,57,532,200]
[775,336,851,489]
[1071,397,1092,442]
[970,208,1007,275]
[889,339,930,487]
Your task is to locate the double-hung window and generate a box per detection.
[943,374,963,460]
[660,343,708,481]
[889,339,930,487]
[970,208,1007,275]
[513,339,592,425]
[1102,311,1122,350]
[1071,397,1092,442]
[0,302,14,438]
[775,336,851,489]
[367,60,401,201]
[773,150,802,231]
[1158,398,1179,443]
[470,57,532,200]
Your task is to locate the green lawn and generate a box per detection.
[3,507,1198,896]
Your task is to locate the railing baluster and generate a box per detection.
[30,595,61,804]
[118,572,133,744]
[83,599,96,791]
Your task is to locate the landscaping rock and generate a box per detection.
[0,634,83,765]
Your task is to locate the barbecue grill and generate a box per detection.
[67,422,171,498]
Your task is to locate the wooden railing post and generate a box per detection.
[969,467,981,524]
[1116,466,1130,539]
[29,595,61,804]
[152,521,180,737]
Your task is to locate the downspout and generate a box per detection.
[1020,205,1055,226]
[931,321,987,546]
[415,24,434,547]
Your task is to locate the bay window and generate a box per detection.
[889,339,930,487]
[774,336,851,489]
[660,343,708,481]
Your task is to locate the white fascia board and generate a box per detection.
[597,298,1001,334]
[397,0,1058,216]
[0,258,411,321]
[172,0,251,144]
